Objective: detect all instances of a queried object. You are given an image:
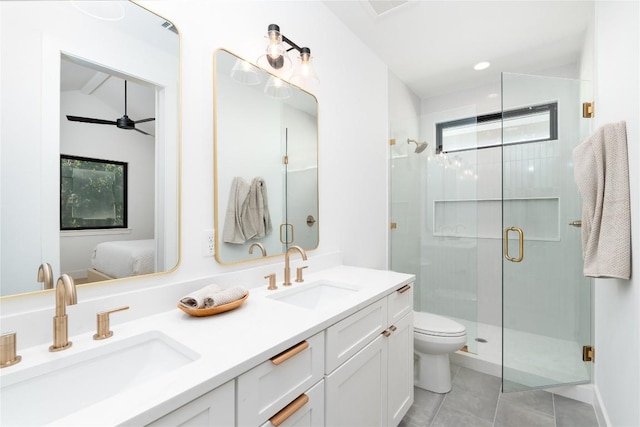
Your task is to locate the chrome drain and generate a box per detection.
[474,338,488,343]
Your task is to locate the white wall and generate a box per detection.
[135,0,389,282]
[593,2,640,426]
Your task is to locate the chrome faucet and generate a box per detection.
[283,245,308,286]
[49,274,77,352]
[37,262,53,290]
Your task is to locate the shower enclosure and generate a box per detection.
[389,72,593,392]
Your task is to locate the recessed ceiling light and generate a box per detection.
[474,61,491,71]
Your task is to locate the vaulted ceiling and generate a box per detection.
[324,1,594,99]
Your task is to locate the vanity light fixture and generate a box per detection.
[231,58,262,85]
[264,75,292,99]
[257,24,319,91]
[290,47,319,91]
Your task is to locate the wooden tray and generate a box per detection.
[178,292,249,317]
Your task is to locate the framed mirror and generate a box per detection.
[0,1,180,297]
[213,49,318,264]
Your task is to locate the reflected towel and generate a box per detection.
[179,284,223,309]
[222,177,250,244]
[241,177,272,240]
[572,121,631,279]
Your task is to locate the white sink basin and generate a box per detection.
[0,331,198,426]
[267,281,361,309]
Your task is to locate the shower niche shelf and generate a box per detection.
[433,197,560,241]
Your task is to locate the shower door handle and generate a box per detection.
[504,226,524,263]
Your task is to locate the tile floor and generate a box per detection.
[400,365,600,427]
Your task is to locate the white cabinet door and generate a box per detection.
[386,312,414,426]
[325,335,387,427]
[147,380,234,427]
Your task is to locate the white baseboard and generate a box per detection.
[593,386,611,427]
[544,383,594,405]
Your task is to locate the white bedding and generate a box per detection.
[91,239,155,279]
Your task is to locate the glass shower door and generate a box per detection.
[501,72,592,392]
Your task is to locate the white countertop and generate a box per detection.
[2,266,414,426]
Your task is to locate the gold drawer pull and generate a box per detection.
[397,284,411,294]
[382,329,391,338]
[271,341,309,365]
[269,394,309,426]
[389,325,397,332]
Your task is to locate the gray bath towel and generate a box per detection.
[572,121,631,279]
[222,177,250,244]
[241,177,272,240]
[180,284,223,309]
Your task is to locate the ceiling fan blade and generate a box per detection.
[134,128,153,136]
[134,117,155,124]
[66,115,117,125]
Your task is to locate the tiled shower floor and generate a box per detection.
[399,366,600,427]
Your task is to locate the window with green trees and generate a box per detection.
[60,155,127,230]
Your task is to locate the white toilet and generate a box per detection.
[413,311,467,393]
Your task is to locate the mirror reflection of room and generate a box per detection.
[60,60,157,284]
[213,49,319,264]
[0,1,179,297]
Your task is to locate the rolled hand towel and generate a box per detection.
[205,286,248,308]
[180,284,223,309]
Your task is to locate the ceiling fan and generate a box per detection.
[66,80,155,136]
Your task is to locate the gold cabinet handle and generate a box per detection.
[504,227,524,263]
[271,340,309,365]
[269,394,309,426]
[397,284,411,294]
[389,325,397,332]
[382,329,392,338]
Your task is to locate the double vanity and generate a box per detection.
[1,266,414,426]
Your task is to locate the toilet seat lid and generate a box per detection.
[414,311,466,337]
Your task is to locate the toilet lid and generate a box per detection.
[414,312,466,337]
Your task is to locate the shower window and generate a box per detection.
[60,155,127,230]
[436,102,557,154]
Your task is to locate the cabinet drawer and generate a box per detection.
[260,380,324,427]
[325,298,387,374]
[387,283,413,326]
[147,380,234,427]
[237,332,324,426]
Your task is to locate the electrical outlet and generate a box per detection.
[203,229,215,256]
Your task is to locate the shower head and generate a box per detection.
[407,138,428,154]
